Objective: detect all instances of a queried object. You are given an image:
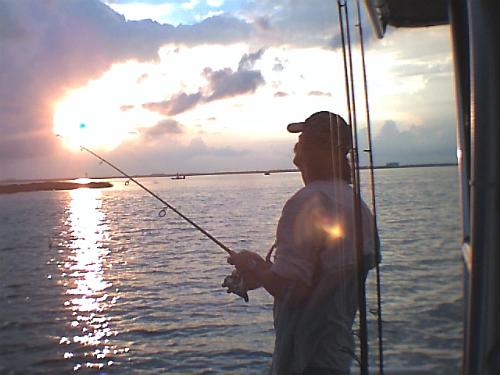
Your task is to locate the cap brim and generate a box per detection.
[287,122,305,133]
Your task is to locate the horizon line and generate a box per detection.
[0,162,458,184]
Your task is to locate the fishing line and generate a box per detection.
[56,135,234,256]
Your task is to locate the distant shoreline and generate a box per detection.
[0,181,113,194]
[0,163,457,184]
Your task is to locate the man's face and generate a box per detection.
[292,135,304,169]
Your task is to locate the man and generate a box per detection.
[227,111,378,375]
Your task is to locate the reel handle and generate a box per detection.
[222,268,249,302]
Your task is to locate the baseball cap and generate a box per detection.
[287,111,352,152]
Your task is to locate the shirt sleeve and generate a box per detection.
[271,192,328,287]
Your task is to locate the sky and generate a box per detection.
[0,0,457,180]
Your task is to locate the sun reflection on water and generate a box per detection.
[59,188,122,371]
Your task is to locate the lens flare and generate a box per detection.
[324,223,344,239]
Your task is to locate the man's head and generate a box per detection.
[288,111,352,182]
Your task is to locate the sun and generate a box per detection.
[53,88,134,151]
[52,61,163,151]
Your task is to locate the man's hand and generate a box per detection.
[227,251,270,290]
[227,250,265,270]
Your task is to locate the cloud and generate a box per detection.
[357,119,457,166]
[143,92,204,116]
[254,16,271,31]
[204,67,265,101]
[0,1,25,39]
[0,0,455,180]
[241,0,375,49]
[238,48,265,70]
[308,90,331,97]
[142,119,184,140]
[204,48,265,101]
[0,0,256,163]
[176,14,251,45]
[274,91,288,97]
[143,49,266,115]
[0,130,57,160]
[0,0,177,160]
[120,104,135,111]
[185,137,248,158]
[272,60,285,72]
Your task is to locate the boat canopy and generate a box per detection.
[364,0,449,38]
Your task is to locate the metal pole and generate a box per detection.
[356,1,384,372]
[337,1,369,373]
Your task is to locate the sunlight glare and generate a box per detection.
[58,188,120,369]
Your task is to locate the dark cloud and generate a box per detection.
[144,92,203,116]
[204,67,265,101]
[142,119,184,140]
[254,16,271,31]
[142,49,266,116]
[274,91,288,97]
[238,48,265,70]
[273,62,284,72]
[204,48,265,101]
[308,90,332,96]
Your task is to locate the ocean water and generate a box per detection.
[0,166,462,374]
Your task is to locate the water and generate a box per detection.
[0,166,462,374]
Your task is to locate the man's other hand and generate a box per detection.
[227,250,265,271]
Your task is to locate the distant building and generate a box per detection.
[385,162,400,167]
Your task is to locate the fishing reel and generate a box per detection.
[222,268,249,302]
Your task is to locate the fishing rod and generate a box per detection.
[56,135,250,300]
[56,135,234,256]
[56,134,249,302]
[88,146,235,256]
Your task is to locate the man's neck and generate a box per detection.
[301,169,335,185]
